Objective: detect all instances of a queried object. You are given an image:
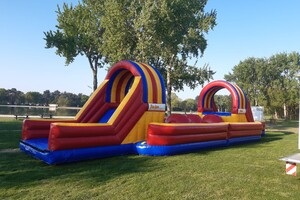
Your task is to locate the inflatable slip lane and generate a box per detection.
[136,80,265,156]
[20,63,264,164]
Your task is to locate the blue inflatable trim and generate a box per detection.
[135,140,228,156]
[19,136,262,164]
[20,139,136,165]
[228,135,261,146]
[202,111,232,116]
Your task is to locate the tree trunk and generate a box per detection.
[283,103,287,120]
[88,56,98,92]
[93,69,98,91]
[166,64,172,116]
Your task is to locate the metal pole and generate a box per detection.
[298,73,300,149]
[298,86,300,149]
[298,101,300,149]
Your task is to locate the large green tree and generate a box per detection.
[224,52,300,119]
[267,52,300,119]
[224,57,266,106]
[99,0,216,115]
[25,92,43,105]
[45,0,216,115]
[44,1,105,91]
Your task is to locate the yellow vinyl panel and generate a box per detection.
[121,111,165,144]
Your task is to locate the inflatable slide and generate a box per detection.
[20,61,264,164]
[20,60,166,164]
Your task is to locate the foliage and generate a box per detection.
[0,88,89,107]
[44,1,106,91]
[45,0,217,115]
[93,0,217,115]
[1,118,300,199]
[213,94,232,112]
[225,52,300,119]
[170,93,182,111]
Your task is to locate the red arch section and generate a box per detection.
[198,80,254,122]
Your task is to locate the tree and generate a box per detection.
[44,1,106,91]
[0,89,8,104]
[224,52,300,119]
[181,98,197,113]
[50,90,61,104]
[56,95,70,106]
[224,57,266,106]
[45,0,216,114]
[42,90,51,105]
[7,88,24,105]
[99,0,216,115]
[78,93,89,107]
[171,93,182,111]
[25,92,43,105]
[267,52,300,119]
[213,94,232,112]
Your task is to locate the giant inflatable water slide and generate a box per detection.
[20,60,264,164]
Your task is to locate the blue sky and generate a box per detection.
[0,0,299,100]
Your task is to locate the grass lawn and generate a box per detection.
[1,118,300,199]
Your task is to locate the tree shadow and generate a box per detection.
[0,151,160,190]
[0,129,297,191]
[266,120,299,131]
[262,130,295,142]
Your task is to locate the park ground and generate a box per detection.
[0,118,300,199]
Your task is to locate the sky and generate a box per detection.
[0,0,299,100]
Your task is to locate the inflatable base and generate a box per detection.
[20,139,136,165]
[136,140,227,156]
[20,135,261,164]
[136,135,261,156]
[228,135,261,146]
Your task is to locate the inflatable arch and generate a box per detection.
[198,80,254,122]
[105,60,166,104]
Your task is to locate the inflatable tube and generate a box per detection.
[20,138,136,165]
[136,140,228,156]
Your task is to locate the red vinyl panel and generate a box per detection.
[49,135,120,150]
[148,123,228,136]
[23,129,50,140]
[147,132,228,145]
[228,123,263,131]
[228,130,262,138]
[49,123,116,138]
[22,119,77,140]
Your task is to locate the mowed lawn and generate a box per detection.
[0,118,300,199]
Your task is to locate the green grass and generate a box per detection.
[1,118,300,199]
[0,118,23,149]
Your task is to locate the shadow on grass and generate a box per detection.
[193,131,295,154]
[245,131,294,147]
[0,118,297,190]
[1,131,294,190]
[0,151,160,190]
[261,130,295,143]
[0,121,23,131]
[0,130,22,149]
[266,119,299,131]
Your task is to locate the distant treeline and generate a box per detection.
[171,93,232,113]
[0,88,89,107]
[0,88,233,113]
[224,52,300,120]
